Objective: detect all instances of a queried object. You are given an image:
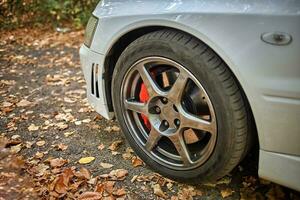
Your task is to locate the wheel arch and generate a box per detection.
[104,25,258,147]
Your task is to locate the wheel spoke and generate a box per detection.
[181,110,216,134]
[167,69,188,103]
[170,133,193,166]
[145,129,162,151]
[124,99,147,115]
[137,63,162,96]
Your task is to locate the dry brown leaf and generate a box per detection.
[16,99,32,107]
[2,101,13,107]
[109,169,128,180]
[10,143,22,153]
[131,156,143,167]
[34,163,49,176]
[82,118,91,123]
[28,124,39,131]
[220,188,234,198]
[78,192,102,200]
[122,147,133,160]
[35,151,44,159]
[113,188,126,196]
[56,122,68,130]
[50,158,68,168]
[64,131,74,137]
[104,181,115,194]
[108,140,122,151]
[265,185,285,200]
[97,143,105,151]
[100,162,114,169]
[171,196,179,200]
[56,143,68,151]
[79,156,95,164]
[104,125,120,133]
[75,167,91,180]
[111,125,120,132]
[152,184,167,199]
[53,168,74,194]
[36,140,46,147]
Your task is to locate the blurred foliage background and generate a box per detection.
[0,0,100,30]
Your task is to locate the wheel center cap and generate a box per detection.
[159,99,180,130]
[148,97,180,132]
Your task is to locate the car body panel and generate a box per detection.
[79,0,300,190]
[259,150,300,191]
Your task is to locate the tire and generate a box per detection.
[112,29,251,183]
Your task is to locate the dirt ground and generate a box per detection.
[0,27,299,200]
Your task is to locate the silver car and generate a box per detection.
[80,0,300,191]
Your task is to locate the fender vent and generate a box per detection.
[91,63,100,98]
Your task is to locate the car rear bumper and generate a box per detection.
[79,44,113,119]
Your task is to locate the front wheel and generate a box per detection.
[112,29,252,182]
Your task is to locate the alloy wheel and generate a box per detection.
[121,57,217,170]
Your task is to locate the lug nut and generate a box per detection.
[175,119,180,126]
[163,120,169,127]
[162,97,168,104]
[155,106,161,114]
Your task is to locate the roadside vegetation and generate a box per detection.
[0,0,99,30]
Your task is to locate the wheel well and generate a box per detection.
[104,26,165,111]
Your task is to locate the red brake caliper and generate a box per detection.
[139,83,151,130]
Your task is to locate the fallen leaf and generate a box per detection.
[2,101,13,107]
[78,192,102,200]
[11,135,20,140]
[131,175,138,183]
[64,131,74,137]
[109,169,128,180]
[178,185,197,199]
[10,143,22,153]
[218,176,232,185]
[100,162,114,169]
[50,158,68,168]
[35,151,44,159]
[82,118,91,123]
[75,121,82,125]
[56,143,68,151]
[152,184,167,199]
[221,188,234,198]
[79,156,95,164]
[104,125,120,133]
[16,99,32,107]
[103,181,115,193]
[97,143,105,151]
[56,122,68,130]
[75,167,91,180]
[132,156,143,167]
[53,168,74,194]
[259,178,271,185]
[28,124,39,131]
[32,163,49,177]
[36,140,46,147]
[122,147,133,160]
[265,185,285,200]
[25,141,34,148]
[113,188,126,196]
[111,125,120,132]
[108,140,122,151]
[64,97,76,103]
